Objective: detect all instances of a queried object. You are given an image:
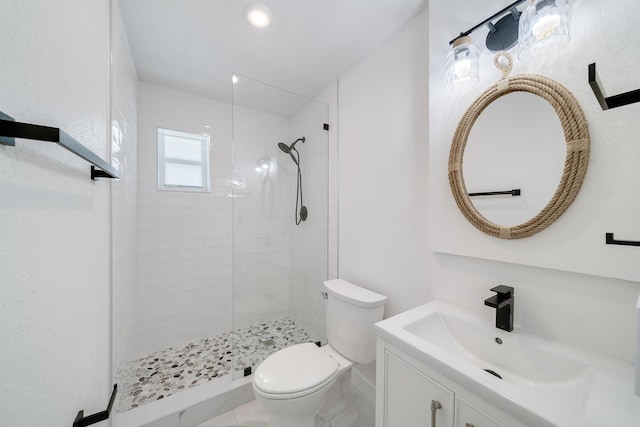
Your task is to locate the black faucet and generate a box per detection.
[484,285,514,332]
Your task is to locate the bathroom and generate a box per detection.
[1,0,639,426]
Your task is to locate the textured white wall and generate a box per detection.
[429,0,640,362]
[429,0,640,283]
[136,81,233,356]
[337,10,431,317]
[111,0,139,415]
[0,0,112,425]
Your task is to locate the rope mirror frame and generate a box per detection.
[448,52,590,239]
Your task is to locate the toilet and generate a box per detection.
[252,279,387,427]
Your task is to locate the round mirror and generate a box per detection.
[463,92,565,227]
[448,57,590,239]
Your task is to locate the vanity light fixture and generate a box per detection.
[445,36,480,91]
[518,0,572,61]
[446,0,572,88]
[244,3,272,29]
[448,1,528,54]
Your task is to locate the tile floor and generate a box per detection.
[197,399,270,427]
[118,317,311,411]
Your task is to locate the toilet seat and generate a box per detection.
[253,343,339,399]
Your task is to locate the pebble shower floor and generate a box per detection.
[118,317,311,411]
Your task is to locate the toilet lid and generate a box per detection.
[253,343,339,395]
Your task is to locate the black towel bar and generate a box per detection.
[468,189,521,197]
[0,111,119,180]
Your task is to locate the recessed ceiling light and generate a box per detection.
[244,3,272,29]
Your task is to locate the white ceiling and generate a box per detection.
[118,0,427,104]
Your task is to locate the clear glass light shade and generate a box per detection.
[518,0,572,61]
[445,37,480,92]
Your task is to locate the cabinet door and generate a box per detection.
[384,351,454,427]
[455,396,505,427]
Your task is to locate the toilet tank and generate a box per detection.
[324,279,387,364]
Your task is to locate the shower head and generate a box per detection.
[277,137,305,154]
[277,142,290,153]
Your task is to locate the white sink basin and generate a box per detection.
[374,300,640,426]
[402,310,593,415]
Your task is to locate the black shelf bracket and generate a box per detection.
[605,233,640,247]
[0,111,120,180]
[469,189,521,197]
[588,63,640,110]
[73,384,117,427]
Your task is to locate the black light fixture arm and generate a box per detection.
[449,0,527,45]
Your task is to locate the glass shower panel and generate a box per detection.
[232,75,329,379]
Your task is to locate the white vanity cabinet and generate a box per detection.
[376,340,526,427]
[384,350,454,426]
[455,397,504,427]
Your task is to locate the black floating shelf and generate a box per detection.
[588,63,640,110]
[469,189,521,197]
[73,384,117,427]
[605,233,640,247]
[0,111,119,180]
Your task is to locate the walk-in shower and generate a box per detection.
[278,137,308,225]
[111,73,334,425]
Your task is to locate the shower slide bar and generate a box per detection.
[73,384,117,427]
[0,111,119,180]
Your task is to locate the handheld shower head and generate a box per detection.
[277,142,290,153]
[277,137,305,154]
[276,136,308,225]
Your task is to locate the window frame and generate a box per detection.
[157,127,211,193]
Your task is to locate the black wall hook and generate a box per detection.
[605,233,640,247]
[588,63,640,110]
[73,384,117,427]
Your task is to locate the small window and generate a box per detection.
[158,128,210,192]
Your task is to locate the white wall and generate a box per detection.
[111,0,139,415]
[0,0,112,425]
[337,10,431,317]
[429,0,640,362]
[136,81,233,356]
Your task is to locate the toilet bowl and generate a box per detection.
[253,343,353,427]
[252,279,386,427]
